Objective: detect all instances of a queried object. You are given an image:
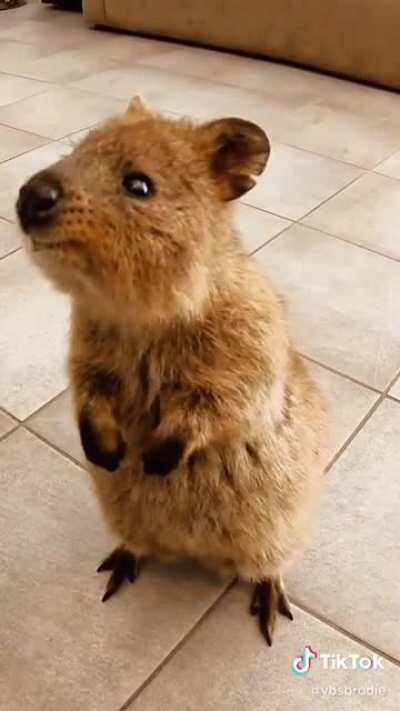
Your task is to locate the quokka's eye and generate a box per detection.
[122,172,154,198]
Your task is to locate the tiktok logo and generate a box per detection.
[291,646,319,676]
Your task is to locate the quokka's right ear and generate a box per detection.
[196,117,270,201]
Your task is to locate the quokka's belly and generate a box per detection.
[87,443,307,579]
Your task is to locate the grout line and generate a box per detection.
[0,118,60,143]
[0,120,50,141]
[370,142,400,172]
[0,424,19,444]
[326,366,400,473]
[58,120,99,142]
[249,221,296,255]
[386,393,399,403]
[240,200,295,223]
[0,404,21,423]
[0,69,59,87]
[0,70,123,114]
[367,169,400,185]
[134,100,374,172]
[0,406,20,443]
[270,140,368,171]
[167,103,371,169]
[300,354,382,395]
[299,221,400,265]
[23,423,84,469]
[0,135,52,167]
[243,195,400,268]
[119,585,400,711]
[326,395,386,473]
[295,171,366,223]
[22,387,69,424]
[119,580,236,711]
[290,597,400,669]
[0,246,22,261]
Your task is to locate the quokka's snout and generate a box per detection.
[17,170,63,234]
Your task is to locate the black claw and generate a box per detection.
[97,550,119,573]
[251,579,293,646]
[249,582,261,616]
[279,604,294,621]
[97,548,138,602]
[257,580,273,646]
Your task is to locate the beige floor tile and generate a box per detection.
[132,585,400,711]
[234,203,290,254]
[140,47,400,167]
[375,150,400,180]
[70,65,218,114]
[0,86,124,140]
[139,45,236,79]
[0,428,226,711]
[139,46,277,90]
[245,143,362,220]
[0,141,68,221]
[0,219,21,258]
[28,389,83,464]
[99,33,179,65]
[307,361,378,459]
[285,99,400,169]
[0,250,69,419]
[15,34,175,85]
[15,44,121,84]
[254,224,400,389]
[0,124,47,163]
[289,398,400,659]
[71,65,285,127]
[0,410,17,439]
[0,69,47,107]
[304,172,400,260]
[0,18,101,51]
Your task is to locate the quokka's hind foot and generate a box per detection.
[250,576,293,646]
[97,547,139,602]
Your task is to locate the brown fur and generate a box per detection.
[20,96,329,637]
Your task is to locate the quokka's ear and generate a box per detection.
[197,117,270,201]
[125,95,155,121]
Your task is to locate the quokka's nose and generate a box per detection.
[16,172,63,233]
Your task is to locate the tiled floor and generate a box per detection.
[0,2,399,710]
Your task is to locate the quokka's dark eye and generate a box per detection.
[122,172,154,198]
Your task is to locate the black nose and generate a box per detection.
[17,172,63,233]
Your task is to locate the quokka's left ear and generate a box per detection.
[197,117,270,201]
[124,94,155,121]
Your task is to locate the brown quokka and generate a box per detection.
[17,96,328,646]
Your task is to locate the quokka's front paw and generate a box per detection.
[142,435,185,477]
[79,411,126,472]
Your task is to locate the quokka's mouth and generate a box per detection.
[29,233,82,253]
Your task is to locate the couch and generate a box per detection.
[83,0,400,90]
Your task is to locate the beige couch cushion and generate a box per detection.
[83,0,400,89]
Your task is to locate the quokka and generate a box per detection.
[17,96,328,645]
